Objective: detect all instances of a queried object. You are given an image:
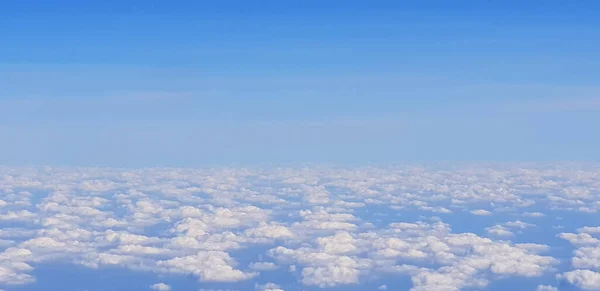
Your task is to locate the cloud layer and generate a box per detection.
[0,164,599,290]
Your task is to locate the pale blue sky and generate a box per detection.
[1,0,599,166]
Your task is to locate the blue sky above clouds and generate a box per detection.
[1,1,600,291]
[1,0,600,166]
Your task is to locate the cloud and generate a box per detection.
[579,227,600,234]
[270,219,555,289]
[157,251,257,282]
[524,212,545,217]
[536,285,558,291]
[244,223,294,240]
[301,263,361,287]
[0,164,595,289]
[255,282,284,291]
[559,269,600,290]
[150,283,172,291]
[485,225,514,237]
[504,220,535,229]
[248,262,279,271]
[0,210,37,222]
[559,232,600,246]
[470,209,492,216]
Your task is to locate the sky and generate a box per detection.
[1,0,599,166]
[3,3,600,291]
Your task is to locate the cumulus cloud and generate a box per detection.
[504,220,535,229]
[249,262,279,271]
[157,251,257,282]
[579,227,600,234]
[470,209,492,216]
[150,283,172,291]
[255,282,284,291]
[559,232,600,246]
[0,164,595,289]
[536,285,558,291]
[485,225,514,237]
[524,212,546,217]
[559,269,600,290]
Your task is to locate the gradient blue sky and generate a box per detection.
[1,0,599,166]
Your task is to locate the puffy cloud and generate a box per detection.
[0,210,37,222]
[579,227,600,234]
[524,212,546,217]
[270,218,555,290]
[150,283,172,291]
[485,225,514,237]
[76,252,147,269]
[0,265,35,285]
[244,223,293,240]
[294,220,357,231]
[316,232,357,255]
[0,164,593,289]
[559,269,600,290]
[559,232,600,246]
[536,285,558,291]
[504,220,535,229]
[101,230,161,245]
[302,263,361,287]
[572,247,600,270]
[157,251,257,282]
[255,282,283,291]
[248,262,279,271]
[470,209,492,216]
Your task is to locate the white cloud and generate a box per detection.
[524,212,546,217]
[580,227,600,234]
[255,282,283,291]
[559,232,600,246]
[559,269,600,290]
[504,220,535,229]
[244,223,293,239]
[301,264,361,287]
[572,247,600,270]
[536,285,558,291]
[157,251,257,282]
[485,225,514,237]
[0,210,37,222]
[316,232,357,255]
[470,209,492,216]
[248,261,278,271]
[150,283,172,291]
[0,164,593,289]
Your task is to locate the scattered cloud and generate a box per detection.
[0,164,597,289]
[470,209,492,216]
[559,269,600,290]
[485,225,514,237]
[150,283,172,291]
[255,282,284,291]
[249,262,279,271]
[536,285,558,291]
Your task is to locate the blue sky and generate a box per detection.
[1,0,599,166]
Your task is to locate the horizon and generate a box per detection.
[1,1,600,291]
